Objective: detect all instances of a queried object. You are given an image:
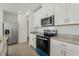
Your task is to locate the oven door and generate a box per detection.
[36,35,50,56]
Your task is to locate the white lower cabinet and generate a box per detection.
[50,39,62,56]
[50,39,79,56]
[66,49,79,56]
[30,34,36,48]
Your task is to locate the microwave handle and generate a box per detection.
[53,15,55,26]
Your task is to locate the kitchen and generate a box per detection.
[0,3,79,56]
[30,3,79,56]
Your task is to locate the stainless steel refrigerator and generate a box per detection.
[4,22,18,45]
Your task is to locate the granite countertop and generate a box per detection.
[31,32,44,35]
[31,32,79,45]
[31,32,38,34]
[51,34,79,45]
[0,36,8,55]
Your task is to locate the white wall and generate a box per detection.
[4,11,18,23]
[4,11,18,31]
[18,13,27,43]
[0,9,3,37]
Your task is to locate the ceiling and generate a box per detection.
[0,3,42,14]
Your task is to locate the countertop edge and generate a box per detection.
[0,36,8,55]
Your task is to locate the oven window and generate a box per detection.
[36,37,48,54]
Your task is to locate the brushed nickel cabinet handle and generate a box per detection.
[66,18,69,23]
[64,18,67,23]
[64,51,66,56]
[64,18,69,23]
[61,50,63,55]
[67,18,69,23]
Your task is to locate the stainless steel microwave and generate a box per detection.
[41,15,54,27]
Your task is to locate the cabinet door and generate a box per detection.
[66,49,79,56]
[33,35,36,48]
[34,11,38,27]
[50,40,63,56]
[30,34,36,48]
[65,42,79,56]
[54,3,67,25]
[67,3,79,24]
[30,34,34,46]
[42,3,54,18]
[37,8,42,27]
[34,8,42,27]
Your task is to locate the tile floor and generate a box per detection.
[8,42,38,56]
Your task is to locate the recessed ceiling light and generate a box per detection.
[18,10,22,13]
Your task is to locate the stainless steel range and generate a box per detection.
[36,30,57,56]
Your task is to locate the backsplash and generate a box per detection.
[37,27,55,33]
[37,25,79,35]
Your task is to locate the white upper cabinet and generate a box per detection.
[54,3,67,25]
[34,10,38,27]
[34,3,79,27]
[34,7,42,27]
[34,4,54,27]
[55,3,79,25]
[37,8,42,27]
[67,3,79,24]
[50,39,79,56]
[42,3,54,18]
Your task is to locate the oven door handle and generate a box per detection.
[37,37,48,40]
